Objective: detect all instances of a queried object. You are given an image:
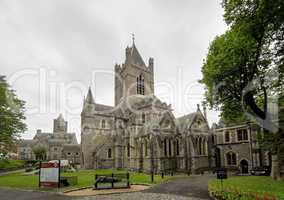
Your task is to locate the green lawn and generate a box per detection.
[209,176,284,199]
[0,169,172,191]
[0,160,26,170]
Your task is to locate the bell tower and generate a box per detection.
[53,114,67,133]
[114,38,154,105]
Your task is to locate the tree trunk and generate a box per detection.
[271,154,280,180]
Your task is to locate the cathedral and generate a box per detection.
[81,41,214,173]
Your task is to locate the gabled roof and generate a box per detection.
[136,110,177,137]
[176,105,209,134]
[177,112,197,133]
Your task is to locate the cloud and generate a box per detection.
[0,0,227,142]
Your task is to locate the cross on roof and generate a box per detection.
[131,33,135,44]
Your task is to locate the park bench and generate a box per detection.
[93,173,130,190]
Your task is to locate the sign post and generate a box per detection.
[39,161,60,188]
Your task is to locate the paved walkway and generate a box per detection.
[144,175,213,199]
[0,169,26,176]
[0,175,214,200]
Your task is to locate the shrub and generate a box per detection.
[209,183,280,200]
[0,160,26,170]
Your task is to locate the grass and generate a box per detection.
[0,169,172,191]
[0,160,26,170]
[209,176,284,199]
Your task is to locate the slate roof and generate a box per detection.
[63,144,80,152]
[176,112,198,132]
[19,139,35,147]
[94,103,114,111]
[33,132,78,144]
[120,94,169,110]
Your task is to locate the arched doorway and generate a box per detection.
[240,160,249,174]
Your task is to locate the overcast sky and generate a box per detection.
[0,0,227,142]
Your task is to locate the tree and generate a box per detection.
[0,76,27,155]
[202,0,283,124]
[32,146,47,160]
[201,0,284,178]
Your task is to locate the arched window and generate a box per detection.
[199,138,203,155]
[136,74,145,95]
[226,152,237,165]
[164,139,167,156]
[168,139,172,156]
[101,119,106,129]
[145,140,148,156]
[140,142,144,157]
[107,148,112,158]
[127,143,130,157]
[142,113,146,123]
[204,141,208,155]
[176,139,180,156]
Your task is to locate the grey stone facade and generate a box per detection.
[212,123,270,174]
[81,42,214,173]
[18,114,80,164]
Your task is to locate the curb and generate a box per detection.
[63,185,151,197]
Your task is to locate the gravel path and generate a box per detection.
[80,192,192,200]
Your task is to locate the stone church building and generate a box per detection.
[81,42,214,173]
[18,114,81,164]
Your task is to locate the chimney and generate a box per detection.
[36,129,42,134]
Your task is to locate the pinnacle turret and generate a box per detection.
[85,87,94,104]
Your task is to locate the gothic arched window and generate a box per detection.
[168,139,172,156]
[127,143,130,157]
[226,152,237,165]
[108,148,112,158]
[101,119,106,129]
[164,139,167,156]
[145,140,148,156]
[198,138,203,155]
[142,113,146,123]
[204,140,208,155]
[136,74,145,95]
[176,139,180,156]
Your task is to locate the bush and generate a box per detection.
[208,177,283,200]
[0,160,26,170]
[25,168,33,172]
[209,189,278,200]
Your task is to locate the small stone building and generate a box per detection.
[213,122,270,174]
[18,114,80,164]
